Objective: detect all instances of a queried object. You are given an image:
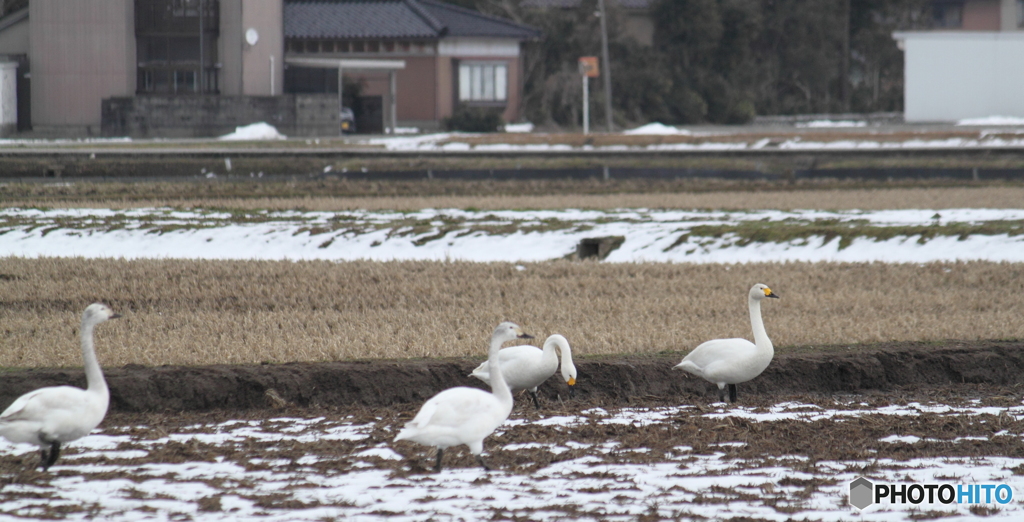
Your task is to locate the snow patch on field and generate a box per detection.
[2,402,1023,521]
[2,207,1023,263]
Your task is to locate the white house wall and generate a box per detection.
[899,31,1024,122]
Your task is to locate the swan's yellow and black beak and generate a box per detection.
[110,313,123,319]
[517,331,534,339]
[567,378,577,398]
[764,287,780,299]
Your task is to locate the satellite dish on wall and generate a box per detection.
[245,28,259,46]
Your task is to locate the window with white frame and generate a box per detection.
[458,62,508,103]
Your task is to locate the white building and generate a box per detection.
[894,0,1024,122]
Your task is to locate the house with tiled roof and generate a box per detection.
[0,0,539,137]
[284,0,540,132]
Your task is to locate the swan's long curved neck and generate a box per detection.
[557,342,574,376]
[542,340,559,364]
[80,322,108,395]
[748,297,774,355]
[487,337,513,407]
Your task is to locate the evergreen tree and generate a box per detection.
[452,0,930,127]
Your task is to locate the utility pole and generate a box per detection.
[582,71,589,134]
[579,56,598,134]
[198,0,204,93]
[840,0,850,112]
[597,0,613,132]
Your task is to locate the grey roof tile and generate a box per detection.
[521,0,651,8]
[285,1,440,39]
[418,0,541,39]
[285,0,540,40]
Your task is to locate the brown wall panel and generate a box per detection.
[963,0,1001,30]
[30,0,135,128]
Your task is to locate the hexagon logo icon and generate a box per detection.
[849,477,874,510]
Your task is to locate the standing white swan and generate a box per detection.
[0,303,121,470]
[395,322,532,472]
[674,284,779,403]
[469,334,577,409]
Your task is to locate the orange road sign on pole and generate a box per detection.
[579,56,599,78]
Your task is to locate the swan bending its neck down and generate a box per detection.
[469,334,577,409]
[674,284,779,403]
[0,303,121,470]
[395,322,532,472]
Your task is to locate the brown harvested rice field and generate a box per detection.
[4,182,1024,211]
[1,257,1022,369]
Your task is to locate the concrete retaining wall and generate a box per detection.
[101,94,339,138]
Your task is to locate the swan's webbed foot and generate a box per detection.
[477,455,491,471]
[728,384,738,403]
[530,390,541,410]
[39,441,61,471]
[434,448,444,473]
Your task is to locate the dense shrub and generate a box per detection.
[443,107,505,133]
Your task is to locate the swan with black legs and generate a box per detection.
[0,303,121,471]
[673,284,779,403]
[469,334,577,409]
[395,322,532,472]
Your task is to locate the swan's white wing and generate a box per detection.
[0,389,46,421]
[469,345,548,390]
[401,387,497,431]
[676,339,754,375]
[681,338,755,365]
[678,338,762,384]
[468,360,491,382]
[0,386,101,445]
[0,386,86,423]
[494,345,555,391]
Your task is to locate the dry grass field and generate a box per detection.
[4,182,1024,211]
[1,257,1021,369]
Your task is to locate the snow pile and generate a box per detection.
[504,122,535,133]
[956,116,1024,126]
[218,122,287,141]
[623,122,691,135]
[795,120,868,128]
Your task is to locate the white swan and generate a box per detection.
[674,284,779,403]
[469,334,577,409]
[0,303,121,470]
[395,322,531,472]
